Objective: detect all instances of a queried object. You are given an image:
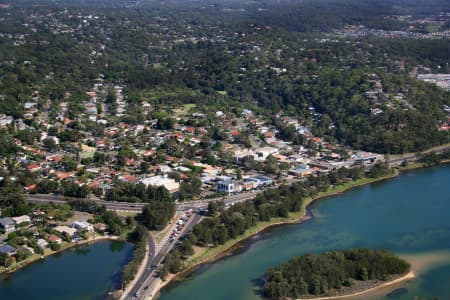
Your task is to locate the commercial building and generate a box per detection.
[140,175,180,193]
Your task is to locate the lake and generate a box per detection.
[0,240,133,300]
[159,164,450,300]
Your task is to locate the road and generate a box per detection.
[388,142,450,167]
[125,213,202,300]
[25,194,146,212]
[25,189,261,213]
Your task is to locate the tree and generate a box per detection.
[179,239,194,256]
[140,201,175,231]
[50,242,60,251]
[360,267,369,281]
[61,157,78,172]
[156,118,175,130]
[0,253,13,267]
[207,201,219,216]
[37,180,59,194]
[16,248,31,261]
[160,264,169,280]
[236,169,242,180]
[43,138,58,152]
[179,176,202,201]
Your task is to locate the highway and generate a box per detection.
[25,194,147,212]
[388,143,450,167]
[25,189,261,213]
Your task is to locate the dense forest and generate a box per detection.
[0,0,448,154]
[262,248,410,299]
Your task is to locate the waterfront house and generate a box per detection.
[72,221,94,232]
[54,225,78,238]
[94,223,107,233]
[47,234,62,244]
[37,238,49,249]
[21,245,35,254]
[0,217,16,233]
[0,245,17,256]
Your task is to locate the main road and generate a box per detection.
[124,213,203,300]
[25,189,261,213]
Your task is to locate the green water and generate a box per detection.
[0,240,133,300]
[159,165,450,300]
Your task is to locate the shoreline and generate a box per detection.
[154,170,402,297]
[118,242,150,300]
[296,270,416,300]
[0,234,122,276]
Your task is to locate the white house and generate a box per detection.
[72,221,94,232]
[37,238,49,249]
[0,217,15,233]
[12,215,31,226]
[54,225,78,237]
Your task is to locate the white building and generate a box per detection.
[37,238,49,249]
[217,180,235,195]
[12,215,31,225]
[140,175,180,193]
[72,221,94,232]
[252,147,279,161]
[55,225,78,237]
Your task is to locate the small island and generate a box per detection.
[262,248,412,299]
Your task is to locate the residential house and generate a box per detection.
[94,223,107,233]
[37,238,49,249]
[72,221,94,232]
[21,245,35,254]
[47,234,62,244]
[0,245,17,256]
[26,163,41,172]
[0,217,16,233]
[54,225,77,238]
[12,215,31,226]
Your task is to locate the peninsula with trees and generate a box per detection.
[262,248,412,299]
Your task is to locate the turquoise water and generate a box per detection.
[159,165,450,300]
[0,240,133,300]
